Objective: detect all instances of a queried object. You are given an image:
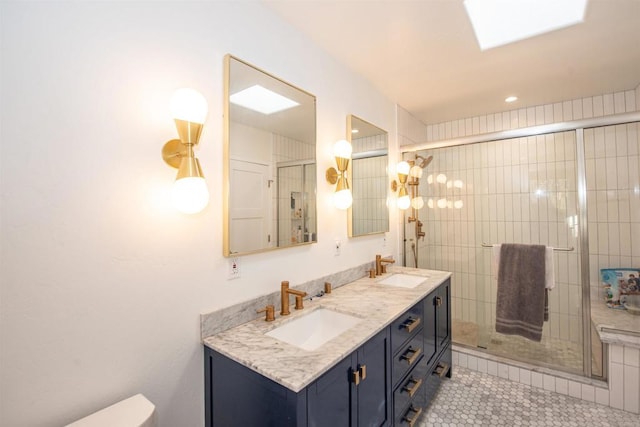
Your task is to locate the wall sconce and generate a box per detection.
[391,161,411,210]
[325,139,352,210]
[161,88,210,214]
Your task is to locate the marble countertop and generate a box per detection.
[590,289,640,348]
[203,266,451,392]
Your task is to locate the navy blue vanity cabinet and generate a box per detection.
[308,327,391,427]
[424,278,451,370]
[205,327,391,427]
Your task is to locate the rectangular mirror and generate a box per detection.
[224,55,317,256]
[348,115,389,237]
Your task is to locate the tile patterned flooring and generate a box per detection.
[419,367,638,427]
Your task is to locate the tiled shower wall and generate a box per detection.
[352,133,388,235]
[584,123,640,292]
[351,156,387,235]
[421,89,638,143]
[416,132,583,344]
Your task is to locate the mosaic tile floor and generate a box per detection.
[419,367,637,427]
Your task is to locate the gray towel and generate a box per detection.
[496,244,546,342]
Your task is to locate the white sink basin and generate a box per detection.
[265,308,361,351]
[377,273,428,288]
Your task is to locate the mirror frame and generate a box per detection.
[223,54,318,257]
[347,114,390,237]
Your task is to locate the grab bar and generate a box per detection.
[481,243,574,252]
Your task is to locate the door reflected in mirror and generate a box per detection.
[224,55,317,256]
[348,115,389,237]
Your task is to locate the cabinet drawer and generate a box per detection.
[393,353,428,419]
[390,301,423,354]
[392,332,423,387]
[394,395,426,427]
[424,347,452,405]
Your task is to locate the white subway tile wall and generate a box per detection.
[351,133,388,235]
[584,122,640,292]
[422,90,638,143]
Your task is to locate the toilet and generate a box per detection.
[66,394,156,427]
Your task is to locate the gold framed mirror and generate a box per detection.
[348,115,389,237]
[223,55,317,256]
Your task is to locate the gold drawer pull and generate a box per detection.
[433,362,449,378]
[401,376,423,397]
[359,364,367,381]
[400,346,422,365]
[401,317,421,333]
[435,296,442,306]
[402,405,423,427]
[352,369,360,385]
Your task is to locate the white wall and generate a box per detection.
[0,2,398,426]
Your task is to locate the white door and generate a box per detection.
[229,159,271,253]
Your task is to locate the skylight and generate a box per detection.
[229,84,300,115]
[464,0,588,50]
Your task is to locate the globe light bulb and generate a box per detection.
[436,173,447,184]
[454,200,464,209]
[397,195,411,210]
[333,139,352,159]
[437,198,447,209]
[170,88,208,124]
[172,177,209,214]
[333,188,353,210]
[427,198,434,209]
[396,161,410,176]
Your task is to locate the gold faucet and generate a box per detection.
[280,281,307,316]
[375,254,395,276]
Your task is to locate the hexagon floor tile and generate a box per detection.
[419,367,638,427]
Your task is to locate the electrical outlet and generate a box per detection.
[334,239,341,256]
[228,257,241,279]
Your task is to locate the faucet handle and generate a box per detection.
[294,295,304,310]
[257,305,275,322]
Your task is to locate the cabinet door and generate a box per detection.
[356,328,391,427]
[423,290,438,367]
[307,353,356,427]
[436,280,450,349]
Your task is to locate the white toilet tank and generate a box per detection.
[66,394,156,427]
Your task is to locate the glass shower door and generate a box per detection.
[409,130,585,375]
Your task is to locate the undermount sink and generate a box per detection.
[377,273,428,288]
[265,308,362,351]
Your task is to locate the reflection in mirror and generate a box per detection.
[348,115,389,237]
[224,55,317,256]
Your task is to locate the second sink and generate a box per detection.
[377,273,428,288]
[265,308,362,351]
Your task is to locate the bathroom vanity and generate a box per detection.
[203,267,451,426]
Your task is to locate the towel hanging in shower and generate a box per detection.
[495,243,547,342]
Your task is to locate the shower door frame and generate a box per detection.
[403,110,640,378]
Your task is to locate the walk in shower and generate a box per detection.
[403,114,640,378]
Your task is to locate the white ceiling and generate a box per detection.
[263,0,640,125]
